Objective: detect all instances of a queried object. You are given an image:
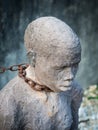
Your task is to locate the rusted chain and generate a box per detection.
[18,65,52,92]
[0,63,52,92]
[0,63,29,73]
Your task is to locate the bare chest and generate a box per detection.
[20,92,73,130]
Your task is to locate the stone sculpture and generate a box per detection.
[0,16,83,130]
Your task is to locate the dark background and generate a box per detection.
[0,0,98,89]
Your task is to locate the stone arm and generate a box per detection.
[70,82,83,130]
[0,77,31,130]
[0,84,18,130]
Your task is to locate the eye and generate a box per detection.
[55,66,66,71]
[59,66,69,71]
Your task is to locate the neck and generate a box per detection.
[24,65,53,92]
[18,64,53,92]
[25,65,43,86]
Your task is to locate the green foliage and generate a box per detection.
[88,96,98,100]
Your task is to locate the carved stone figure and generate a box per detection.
[0,17,83,130]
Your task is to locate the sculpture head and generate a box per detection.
[24,17,81,92]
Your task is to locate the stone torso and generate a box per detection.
[19,89,72,130]
[0,76,73,130]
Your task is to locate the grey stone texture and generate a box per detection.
[0,17,83,130]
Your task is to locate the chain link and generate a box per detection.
[0,63,29,73]
[0,63,52,92]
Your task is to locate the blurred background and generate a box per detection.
[0,0,98,89]
[0,0,98,129]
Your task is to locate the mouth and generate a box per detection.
[62,80,73,87]
[60,85,72,91]
[58,80,73,91]
[65,81,73,87]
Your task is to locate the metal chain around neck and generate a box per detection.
[18,64,53,92]
[0,64,53,92]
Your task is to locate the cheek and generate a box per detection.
[34,63,46,82]
[55,70,64,80]
[35,65,55,83]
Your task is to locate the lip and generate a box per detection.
[60,85,72,91]
[60,81,73,87]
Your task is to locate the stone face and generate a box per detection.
[0,17,83,130]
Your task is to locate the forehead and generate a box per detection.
[49,45,81,67]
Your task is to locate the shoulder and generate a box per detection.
[0,76,21,103]
[0,76,33,110]
[0,76,18,96]
[0,76,31,93]
[0,76,39,104]
[0,76,32,101]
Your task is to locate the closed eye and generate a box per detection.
[54,62,79,70]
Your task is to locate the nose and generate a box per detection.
[64,67,74,81]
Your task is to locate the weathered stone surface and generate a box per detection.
[24,17,81,92]
[0,17,83,130]
[0,76,83,130]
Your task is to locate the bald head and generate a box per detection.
[24,17,81,59]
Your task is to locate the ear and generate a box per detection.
[27,49,36,67]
